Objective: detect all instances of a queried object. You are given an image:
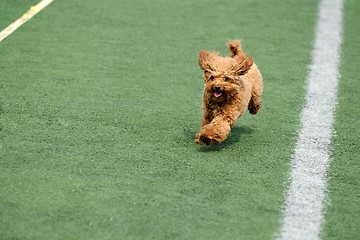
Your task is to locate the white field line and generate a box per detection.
[0,0,54,42]
[277,0,344,239]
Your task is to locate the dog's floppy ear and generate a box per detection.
[198,50,212,70]
[233,51,253,75]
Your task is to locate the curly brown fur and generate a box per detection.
[195,40,263,146]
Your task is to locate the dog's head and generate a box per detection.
[198,40,253,103]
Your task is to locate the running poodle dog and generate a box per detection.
[195,40,263,145]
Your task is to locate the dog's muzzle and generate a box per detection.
[214,85,223,98]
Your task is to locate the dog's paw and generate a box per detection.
[248,105,260,115]
[248,102,262,115]
[195,132,219,146]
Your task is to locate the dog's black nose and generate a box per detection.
[215,85,221,91]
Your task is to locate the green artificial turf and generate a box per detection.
[0,0,40,31]
[322,0,360,239]
[0,0,319,239]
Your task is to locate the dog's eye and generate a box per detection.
[224,77,230,81]
[209,75,215,80]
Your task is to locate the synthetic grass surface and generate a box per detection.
[0,0,40,31]
[322,0,360,239]
[1,0,319,239]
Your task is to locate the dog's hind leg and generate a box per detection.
[200,111,212,127]
[247,68,263,115]
[242,63,263,115]
[248,94,262,115]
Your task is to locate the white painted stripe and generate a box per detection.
[277,0,344,239]
[0,0,54,42]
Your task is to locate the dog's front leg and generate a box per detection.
[200,110,212,127]
[195,115,232,145]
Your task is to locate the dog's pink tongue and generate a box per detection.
[214,92,222,98]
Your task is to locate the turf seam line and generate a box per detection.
[276,0,344,239]
[0,0,54,42]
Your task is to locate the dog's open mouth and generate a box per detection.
[214,91,223,98]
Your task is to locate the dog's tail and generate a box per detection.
[227,39,243,57]
[228,39,253,75]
